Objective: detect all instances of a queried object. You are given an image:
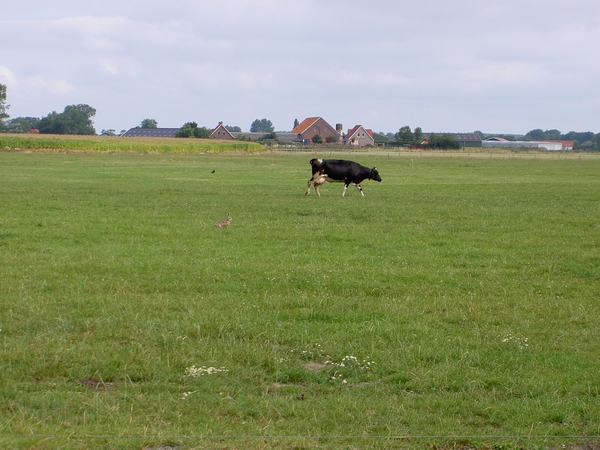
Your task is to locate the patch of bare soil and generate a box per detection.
[550,444,600,450]
[78,378,115,392]
[142,446,181,450]
[302,362,325,372]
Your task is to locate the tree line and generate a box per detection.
[395,124,600,151]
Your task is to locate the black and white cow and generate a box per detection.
[306,158,382,197]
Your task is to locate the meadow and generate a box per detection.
[1,149,599,449]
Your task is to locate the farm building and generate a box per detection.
[483,138,571,151]
[209,122,235,140]
[122,128,179,137]
[541,140,574,150]
[344,125,375,146]
[291,117,342,144]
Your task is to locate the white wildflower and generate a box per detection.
[184,365,228,377]
[502,334,530,350]
[181,390,197,399]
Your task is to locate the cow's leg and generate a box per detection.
[355,183,365,196]
[306,178,313,196]
[312,173,326,197]
[342,183,349,197]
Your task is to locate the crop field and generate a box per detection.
[0,133,264,153]
[1,150,599,449]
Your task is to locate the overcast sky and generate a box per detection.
[2,0,599,135]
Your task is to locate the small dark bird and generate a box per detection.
[214,213,232,228]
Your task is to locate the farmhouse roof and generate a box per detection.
[122,127,179,137]
[291,117,321,134]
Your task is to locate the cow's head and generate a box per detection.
[370,168,382,182]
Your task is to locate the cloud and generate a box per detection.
[0,66,18,86]
[24,76,75,96]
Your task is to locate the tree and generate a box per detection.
[38,104,96,135]
[325,135,339,144]
[3,117,40,133]
[580,141,597,151]
[562,131,595,143]
[525,128,561,141]
[225,125,241,132]
[177,125,193,138]
[140,119,158,128]
[293,118,299,129]
[524,129,545,140]
[311,134,323,144]
[396,126,413,144]
[413,127,423,144]
[427,133,460,149]
[177,122,197,138]
[193,127,211,138]
[250,118,274,133]
[176,122,210,138]
[0,84,10,127]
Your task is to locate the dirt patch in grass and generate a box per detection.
[302,362,325,372]
[78,378,115,392]
[550,444,600,450]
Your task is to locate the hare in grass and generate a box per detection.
[214,213,232,228]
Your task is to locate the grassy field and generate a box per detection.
[0,133,264,153]
[1,151,599,449]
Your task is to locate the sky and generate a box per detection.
[1,0,600,135]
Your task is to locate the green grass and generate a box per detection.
[1,152,599,449]
[0,133,264,153]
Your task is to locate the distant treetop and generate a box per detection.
[140,119,158,129]
[250,118,274,133]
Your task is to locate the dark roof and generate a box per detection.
[372,132,390,144]
[230,132,303,142]
[423,133,482,142]
[122,128,179,137]
[231,132,266,141]
[274,132,303,142]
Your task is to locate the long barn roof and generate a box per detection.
[122,128,179,137]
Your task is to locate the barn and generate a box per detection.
[121,128,179,137]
